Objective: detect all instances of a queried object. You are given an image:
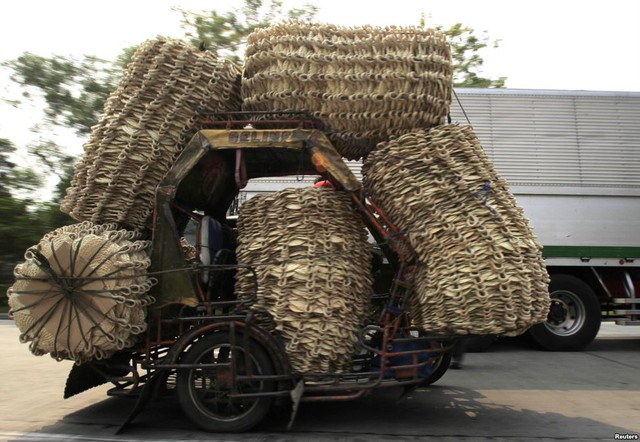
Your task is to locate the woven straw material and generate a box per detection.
[61,37,242,230]
[7,222,156,363]
[235,187,373,373]
[242,22,453,160]
[362,125,550,336]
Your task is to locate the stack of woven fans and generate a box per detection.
[362,126,550,335]
[241,22,549,338]
[242,22,453,160]
[8,37,243,362]
[7,22,550,367]
[234,187,373,373]
[61,36,242,230]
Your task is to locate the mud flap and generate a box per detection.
[64,363,108,399]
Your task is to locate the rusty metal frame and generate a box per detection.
[129,113,451,418]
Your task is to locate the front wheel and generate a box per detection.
[528,274,601,351]
[176,332,275,432]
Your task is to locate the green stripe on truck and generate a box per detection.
[542,246,640,259]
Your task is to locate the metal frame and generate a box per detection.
[113,113,453,431]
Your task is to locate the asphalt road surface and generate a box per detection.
[1,321,639,442]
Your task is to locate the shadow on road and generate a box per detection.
[475,334,640,353]
[8,385,638,441]
[287,387,637,439]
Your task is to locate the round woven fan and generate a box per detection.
[8,222,156,363]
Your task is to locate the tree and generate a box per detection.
[178,0,318,62]
[0,139,74,307]
[424,18,506,88]
[444,23,506,88]
[0,138,17,197]
[27,138,74,188]
[4,52,132,136]
[1,3,507,307]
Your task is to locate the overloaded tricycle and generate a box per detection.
[59,112,454,432]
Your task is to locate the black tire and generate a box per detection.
[420,345,452,386]
[528,274,601,351]
[176,332,275,432]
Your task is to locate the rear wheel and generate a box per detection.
[176,332,275,432]
[420,342,453,386]
[528,274,601,351]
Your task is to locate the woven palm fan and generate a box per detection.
[61,36,242,230]
[235,187,372,373]
[362,124,550,336]
[242,21,453,160]
[7,222,156,363]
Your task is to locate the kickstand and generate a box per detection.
[286,380,305,431]
[115,371,165,435]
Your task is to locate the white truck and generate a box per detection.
[449,88,640,350]
[242,88,640,351]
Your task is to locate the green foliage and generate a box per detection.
[0,2,507,304]
[0,138,17,197]
[0,196,73,288]
[27,139,74,179]
[4,52,130,136]
[0,139,73,294]
[178,0,318,62]
[0,138,43,197]
[423,18,506,88]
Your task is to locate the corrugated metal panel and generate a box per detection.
[244,89,640,195]
[450,89,640,192]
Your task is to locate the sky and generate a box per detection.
[1,0,639,165]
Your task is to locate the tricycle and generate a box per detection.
[63,112,455,433]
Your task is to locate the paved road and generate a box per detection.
[1,321,639,441]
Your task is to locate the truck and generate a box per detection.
[241,88,640,351]
[452,88,640,351]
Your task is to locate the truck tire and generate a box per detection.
[528,274,601,351]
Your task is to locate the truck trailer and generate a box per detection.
[242,88,640,351]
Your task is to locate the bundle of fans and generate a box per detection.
[7,23,549,368]
[9,37,242,363]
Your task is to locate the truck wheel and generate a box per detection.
[528,274,601,351]
[176,332,275,432]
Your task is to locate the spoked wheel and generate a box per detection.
[176,332,275,432]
